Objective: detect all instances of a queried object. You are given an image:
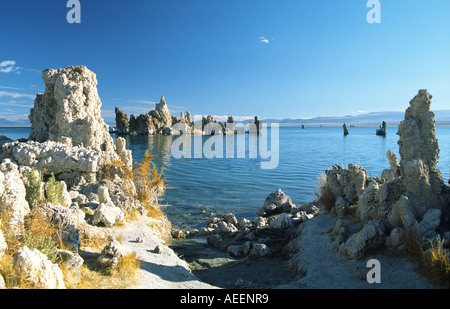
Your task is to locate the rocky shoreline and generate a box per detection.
[167,89,450,289]
[0,65,448,289]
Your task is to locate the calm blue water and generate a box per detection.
[2,126,449,230]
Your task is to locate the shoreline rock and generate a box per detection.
[312,90,449,266]
[0,66,184,289]
[113,99,263,136]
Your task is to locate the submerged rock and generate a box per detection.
[376,121,387,136]
[343,123,349,136]
[258,188,294,217]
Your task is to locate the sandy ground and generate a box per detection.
[279,213,438,289]
[106,216,218,289]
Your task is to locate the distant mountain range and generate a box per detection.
[0,117,30,127]
[2,110,450,127]
[261,110,450,127]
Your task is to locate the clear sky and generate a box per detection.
[1,0,449,125]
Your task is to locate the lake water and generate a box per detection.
[2,126,449,230]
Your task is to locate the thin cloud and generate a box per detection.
[0,91,35,99]
[0,60,22,74]
[259,36,270,44]
[0,85,23,90]
[0,102,33,108]
[126,99,158,105]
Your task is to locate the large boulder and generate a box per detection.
[257,189,295,217]
[96,239,126,269]
[92,186,124,227]
[129,113,156,135]
[13,246,65,289]
[0,162,30,232]
[1,140,103,186]
[325,164,368,204]
[338,220,386,260]
[33,203,85,252]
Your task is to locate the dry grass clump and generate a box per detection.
[314,172,336,212]
[63,252,141,289]
[79,229,109,250]
[422,237,450,287]
[400,222,450,288]
[0,210,62,288]
[105,151,166,221]
[133,151,165,206]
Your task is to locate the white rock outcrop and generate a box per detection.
[397,89,445,217]
[0,66,133,186]
[0,162,30,231]
[316,90,448,260]
[92,186,124,227]
[29,66,116,159]
[13,246,65,289]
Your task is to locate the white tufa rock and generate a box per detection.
[13,246,65,289]
[270,213,293,229]
[397,89,445,216]
[0,167,30,233]
[29,66,116,159]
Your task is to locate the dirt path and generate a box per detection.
[279,213,438,289]
[106,216,218,289]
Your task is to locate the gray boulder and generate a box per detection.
[258,189,294,217]
[97,239,125,269]
[339,220,386,260]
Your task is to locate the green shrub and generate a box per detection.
[45,173,64,205]
[24,168,44,209]
[23,232,59,263]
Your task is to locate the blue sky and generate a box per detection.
[1,0,449,125]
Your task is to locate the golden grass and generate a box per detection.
[314,172,336,212]
[399,221,450,287]
[104,151,166,222]
[400,222,424,261]
[79,231,108,251]
[0,254,36,289]
[1,150,166,289]
[64,252,141,289]
[133,150,165,208]
[422,237,450,287]
[0,208,22,256]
